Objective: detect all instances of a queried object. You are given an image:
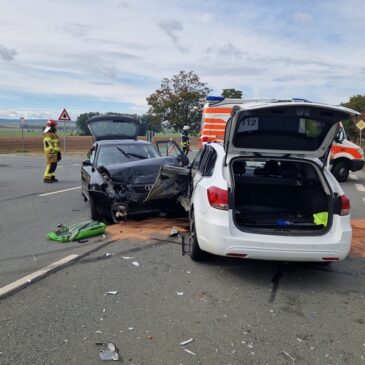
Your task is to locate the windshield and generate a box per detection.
[97,144,160,166]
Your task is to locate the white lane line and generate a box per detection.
[363,198,365,204]
[38,186,81,197]
[350,174,359,180]
[355,184,365,192]
[72,163,80,166]
[0,254,79,298]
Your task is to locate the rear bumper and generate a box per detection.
[195,210,352,262]
[349,159,364,172]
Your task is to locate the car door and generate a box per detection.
[190,146,218,213]
[155,140,189,166]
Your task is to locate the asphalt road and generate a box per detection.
[0,154,365,364]
[0,154,106,288]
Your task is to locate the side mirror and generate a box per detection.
[335,129,345,144]
[82,159,92,166]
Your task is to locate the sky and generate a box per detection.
[0,0,365,119]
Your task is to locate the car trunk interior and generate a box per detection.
[231,158,332,234]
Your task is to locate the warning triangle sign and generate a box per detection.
[58,108,71,121]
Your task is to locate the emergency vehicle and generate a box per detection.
[199,96,364,182]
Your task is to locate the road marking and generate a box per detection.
[350,174,359,180]
[0,254,79,299]
[57,164,80,168]
[355,184,365,192]
[363,198,365,204]
[38,186,81,197]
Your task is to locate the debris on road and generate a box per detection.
[180,338,194,346]
[105,253,112,257]
[32,252,37,262]
[105,291,119,296]
[183,348,196,356]
[176,292,184,296]
[122,257,134,260]
[170,226,180,237]
[98,342,119,361]
[282,351,296,362]
[47,220,106,243]
[132,261,140,267]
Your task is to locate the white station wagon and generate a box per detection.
[147,99,358,263]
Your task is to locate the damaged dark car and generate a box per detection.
[81,115,189,223]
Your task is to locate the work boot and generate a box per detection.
[51,177,59,182]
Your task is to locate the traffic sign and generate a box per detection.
[58,108,71,121]
[356,120,365,131]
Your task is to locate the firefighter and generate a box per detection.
[180,125,190,155]
[43,120,61,183]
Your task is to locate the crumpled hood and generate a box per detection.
[100,156,180,185]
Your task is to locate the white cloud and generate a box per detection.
[0,0,364,117]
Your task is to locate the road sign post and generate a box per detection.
[20,117,25,152]
[356,120,365,148]
[58,109,71,153]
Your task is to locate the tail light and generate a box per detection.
[340,195,350,216]
[207,186,229,210]
[201,136,209,143]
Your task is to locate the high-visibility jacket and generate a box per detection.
[180,130,190,147]
[43,131,60,163]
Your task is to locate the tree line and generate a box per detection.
[76,70,365,142]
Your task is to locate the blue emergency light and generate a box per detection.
[206,96,225,102]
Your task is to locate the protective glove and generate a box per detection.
[57,151,62,162]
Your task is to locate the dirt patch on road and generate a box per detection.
[351,220,365,259]
[106,217,189,241]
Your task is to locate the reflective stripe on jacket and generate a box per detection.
[43,132,60,153]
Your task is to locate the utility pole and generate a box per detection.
[20,117,25,152]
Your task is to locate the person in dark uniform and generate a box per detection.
[180,125,190,155]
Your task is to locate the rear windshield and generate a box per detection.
[233,107,347,151]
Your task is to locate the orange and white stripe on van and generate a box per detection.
[199,107,233,148]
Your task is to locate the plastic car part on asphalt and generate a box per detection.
[47,220,106,242]
[98,342,119,361]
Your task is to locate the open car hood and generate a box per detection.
[87,115,139,141]
[225,102,359,159]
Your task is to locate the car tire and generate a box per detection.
[331,161,349,182]
[90,196,103,221]
[189,211,207,261]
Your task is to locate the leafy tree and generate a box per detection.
[341,95,365,141]
[146,71,211,132]
[221,88,242,98]
[76,112,100,135]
